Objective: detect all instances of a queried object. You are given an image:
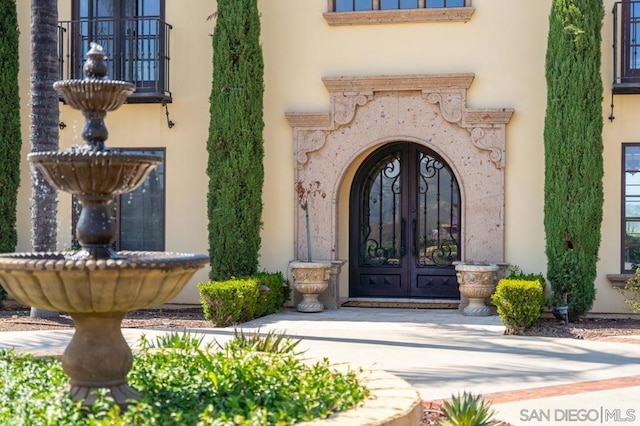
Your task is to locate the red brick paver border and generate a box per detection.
[424,375,640,407]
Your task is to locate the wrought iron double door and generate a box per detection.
[349,142,461,299]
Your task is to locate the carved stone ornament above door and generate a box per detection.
[286,73,513,266]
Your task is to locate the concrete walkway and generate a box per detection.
[1,307,639,425]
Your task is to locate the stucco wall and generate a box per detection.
[264,0,635,313]
[13,0,639,313]
[262,0,551,302]
[16,0,214,304]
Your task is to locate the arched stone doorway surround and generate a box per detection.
[285,74,513,308]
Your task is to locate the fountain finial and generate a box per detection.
[83,42,108,79]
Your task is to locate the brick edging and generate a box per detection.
[424,375,640,406]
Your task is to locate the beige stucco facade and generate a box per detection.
[12,0,640,313]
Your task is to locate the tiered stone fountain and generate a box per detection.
[0,43,208,408]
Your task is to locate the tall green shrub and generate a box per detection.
[544,0,604,321]
[0,0,22,306]
[0,0,21,256]
[207,0,264,280]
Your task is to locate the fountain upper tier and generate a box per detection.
[54,42,134,114]
[53,79,134,113]
[29,149,161,196]
[0,40,209,279]
[48,42,137,151]
[24,42,169,260]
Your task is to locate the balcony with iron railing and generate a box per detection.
[613,1,640,94]
[58,18,172,103]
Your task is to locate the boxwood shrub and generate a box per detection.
[491,279,546,335]
[507,265,546,292]
[198,272,289,327]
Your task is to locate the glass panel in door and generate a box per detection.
[410,148,460,299]
[360,152,402,267]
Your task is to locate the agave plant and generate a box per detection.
[148,331,208,351]
[439,391,497,426]
[220,328,305,355]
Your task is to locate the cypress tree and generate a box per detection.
[0,0,22,303]
[0,0,22,254]
[207,0,264,280]
[544,0,604,320]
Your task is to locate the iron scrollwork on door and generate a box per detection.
[360,152,402,266]
[415,152,460,267]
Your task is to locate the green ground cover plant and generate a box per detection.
[0,333,368,425]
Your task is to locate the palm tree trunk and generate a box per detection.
[29,0,59,319]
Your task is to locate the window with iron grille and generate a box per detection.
[72,148,166,251]
[333,0,465,12]
[623,144,640,272]
[613,1,640,93]
[324,0,472,25]
[59,0,172,103]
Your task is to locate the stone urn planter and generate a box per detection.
[455,262,499,316]
[289,261,331,312]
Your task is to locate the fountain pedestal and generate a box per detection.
[63,312,138,406]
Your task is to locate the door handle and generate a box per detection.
[412,219,417,256]
[400,219,406,257]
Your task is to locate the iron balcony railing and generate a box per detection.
[58,18,172,103]
[613,1,640,94]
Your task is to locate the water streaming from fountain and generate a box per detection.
[0,43,208,408]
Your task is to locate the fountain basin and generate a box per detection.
[0,252,208,313]
[54,79,135,112]
[29,150,162,196]
[0,251,208,407]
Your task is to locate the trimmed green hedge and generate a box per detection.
[491,279,546,335]
[198,272,288,327]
